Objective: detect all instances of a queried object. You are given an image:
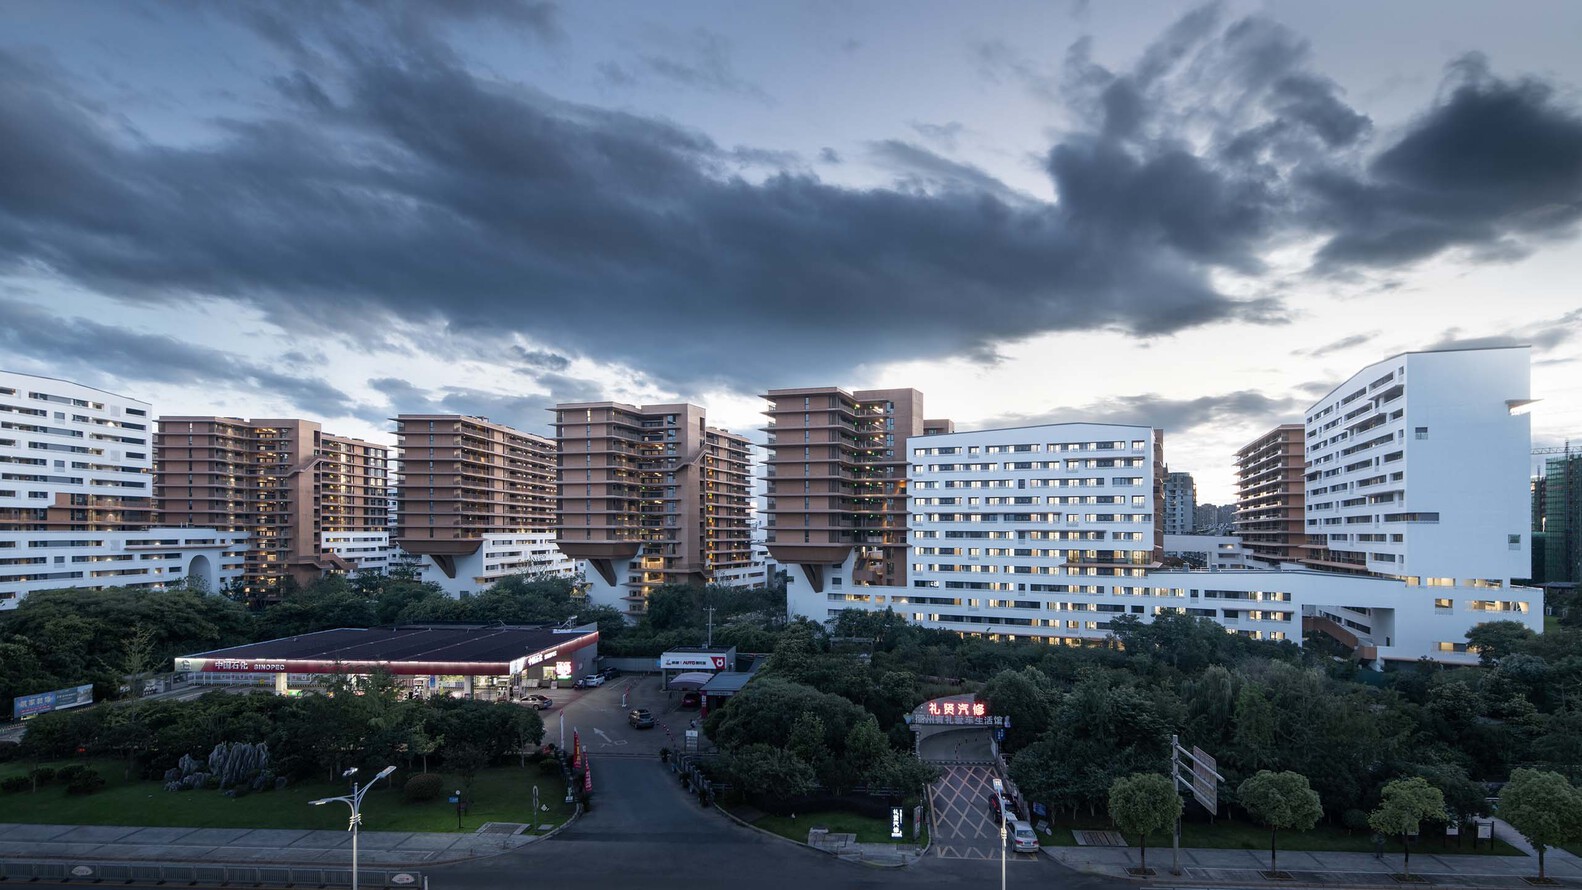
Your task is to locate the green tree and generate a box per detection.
[1108,773,1182,873]
[981,666,1054,753]
[1498,768,1582,881]
[726,744,817,800]
[1236,770,1323,873]
[1465,620,1537,666]
[1367,776,1446,879]
[445,742,491,802]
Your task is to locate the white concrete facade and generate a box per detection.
[785,348,1542,665]
[320,530,392,575]
[789,422,1167,644]
[0,371,245,608]
[1163,533,1252,571]
[0,528,247,609]
[416,532,576,596]
[1302,346,1531,584]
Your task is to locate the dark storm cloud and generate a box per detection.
[512,347,571,372]
[0,299,357,418]
[3,5,1582,396]
[976,391,1303,436]
[368,373,600,435]
[0,33,1270,392]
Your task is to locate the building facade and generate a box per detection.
[155,417,389,600]
[553,402,752,615]
[1234,423,1307,566]
[1535,452,1581,584]
[760,387,952,595]
[1,372,244,609]
[785,347,1542,666]
[1163,471,1196,536]
[787,422,1166,645]
[393,414,571,596]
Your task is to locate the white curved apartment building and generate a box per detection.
[0,372,245,609]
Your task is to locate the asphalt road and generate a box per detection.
[424,681,1132,890]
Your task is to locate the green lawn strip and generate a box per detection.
[752,809,928,846]
[0,758,571,833]
[1042,815,1523,856]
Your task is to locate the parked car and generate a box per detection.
[628,708,655,729]
[577,674,606,688]
[1008,819,1040,852]
[679,691,701,709]
[522,694,553,710]
[987,792,1013,818]
[599,667,622,680]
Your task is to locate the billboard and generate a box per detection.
[659,652,728,670]
[12,684,94,720]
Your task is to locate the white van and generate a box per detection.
[1009,819,1039,853]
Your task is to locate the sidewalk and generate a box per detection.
[0,823,544,868]
[1049,834,1582,888]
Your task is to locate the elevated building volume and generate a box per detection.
[155,417,389,600]
[1163,471,1196,536]
[393,414,569,595]
[760,387,952,594]
[553,402,752,615]
[1234,423,1307,566]
[1,371,244,608]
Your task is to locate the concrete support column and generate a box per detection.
[464,675,474,700]
[274,672,288,695]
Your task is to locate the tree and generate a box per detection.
[1368,777,1446,879]
[445,742,491,802]
[725,744,817,800]
[1465,621,1536,666]
[1498,768,1582,881]
[1108,773,1182,873]
[1237,770,1322,873]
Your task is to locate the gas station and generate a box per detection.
[175,623,600,700]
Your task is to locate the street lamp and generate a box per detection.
[992,777,1006,890]
[310,765,395,890]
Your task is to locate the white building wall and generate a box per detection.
[1303,347,1530,584]
[321,531,392,574]
[0,371,244,609]
[419,532,575,597]
[0,529,247,609]
[1163,534,1251,570]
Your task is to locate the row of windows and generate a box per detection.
[914,440,1147,457]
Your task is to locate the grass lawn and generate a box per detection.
[0,758,574,833]
[753,809,929,847]
[1041,815,1523,856]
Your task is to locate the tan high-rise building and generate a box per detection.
[155,418,389,600]
[759,387,952,592]
[553,402,752,615]
[1234,423,1307,566]
[392,415,562,589]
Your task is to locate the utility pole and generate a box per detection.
[1170,735,1182,876]
[705,606,716,648]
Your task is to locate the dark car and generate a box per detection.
[679,691,701,709]
[987,792,1012,817]
[600,667,622,680]
[628,708,655,729]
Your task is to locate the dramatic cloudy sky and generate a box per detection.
[3,0,1581,501]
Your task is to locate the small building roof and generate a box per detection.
[175,624,598,676]
[700,671,756,694]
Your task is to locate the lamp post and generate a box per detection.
[309,765,395,890]
[992,777,1006,890]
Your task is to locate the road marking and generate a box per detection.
[593,728,628,747]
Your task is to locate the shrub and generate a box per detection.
[65,772,107,796]
[28,767,57,785]
[0,776,30,793]
[56,764,92,783]
[403,772,444,803]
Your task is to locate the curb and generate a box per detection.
[711,803,918,869]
